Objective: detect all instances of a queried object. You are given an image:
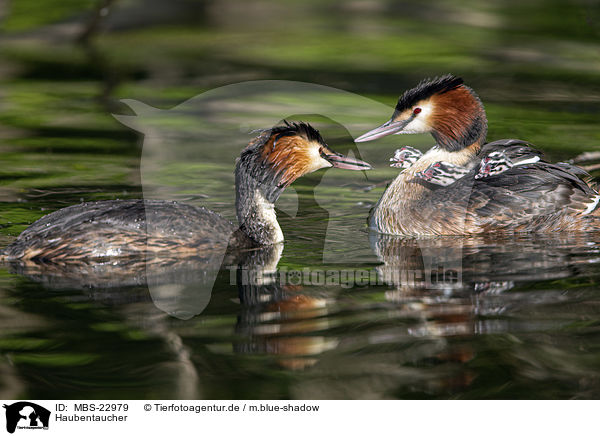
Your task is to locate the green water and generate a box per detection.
[1,0,600,399]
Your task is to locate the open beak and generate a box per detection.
[322,149,372,171]
[355,118,410,143]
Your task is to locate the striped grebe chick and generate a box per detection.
[415,149,543,186]
[2,122,371,262]
[356,75,600,235]
[474,150,539,179]
[389,146,423,169]
[415,161,472,187]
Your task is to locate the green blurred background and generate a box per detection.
[1,0,599,145]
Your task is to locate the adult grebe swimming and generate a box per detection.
[356,75,600,236]
[2,122,371,262]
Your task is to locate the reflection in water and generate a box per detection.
[371,232,600,289]
[361,232,600,397]
[372,232,600,336]
[235,268,336,371]
[3,229,600,398]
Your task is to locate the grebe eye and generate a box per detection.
[413,107,422,115]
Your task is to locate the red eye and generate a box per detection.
[413,107,422,115]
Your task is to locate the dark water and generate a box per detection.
[1,0,600,399]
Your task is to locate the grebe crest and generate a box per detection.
[356,74,487,154]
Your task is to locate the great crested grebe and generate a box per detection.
[356,75,600,235]
[2,122,371,262]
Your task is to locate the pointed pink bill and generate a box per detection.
[355,118,410,142]
[322,149,372,170]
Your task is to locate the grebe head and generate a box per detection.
[239,121,371,196]
[236,121,371,245]
[356,75,488,152]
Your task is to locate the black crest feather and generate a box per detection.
[248,121,326,152]
[239,121,326,201]
[271,120,325,149]
[395,74,464,112]
[242,120,327,155]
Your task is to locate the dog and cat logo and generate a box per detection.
[2,402,50,433]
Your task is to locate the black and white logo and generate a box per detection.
[3,402,50,434]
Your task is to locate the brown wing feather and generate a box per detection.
[4,200,250,262]
[421,162,600,233]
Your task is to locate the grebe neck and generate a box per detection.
[234,155,285,246]
[430,85,488,153]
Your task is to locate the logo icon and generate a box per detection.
[3,402,50,434]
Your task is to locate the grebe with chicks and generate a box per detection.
[357,75,600,236]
